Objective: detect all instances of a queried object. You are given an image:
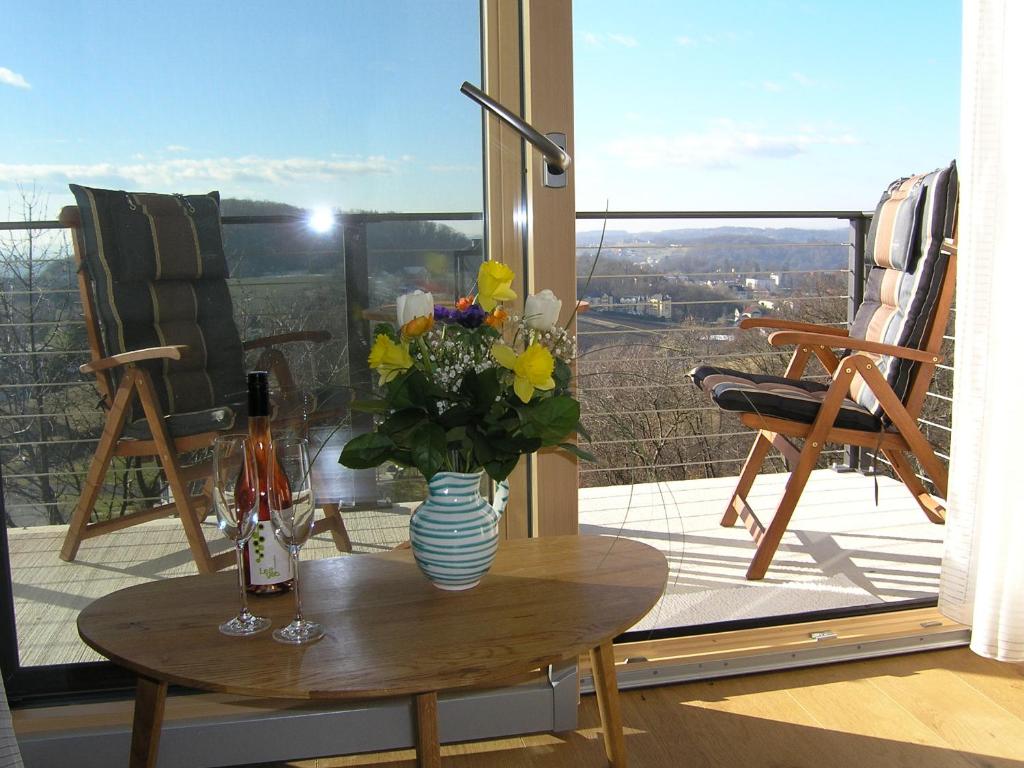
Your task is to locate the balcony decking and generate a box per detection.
[6,468,944,668]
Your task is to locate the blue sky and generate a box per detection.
[1,1,960,222]
[574,0,961,216]
[0,0,484,216]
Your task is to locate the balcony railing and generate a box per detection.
[0,208,952,530]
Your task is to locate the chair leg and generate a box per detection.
[746,440,823,580]
[744,367,855,580]
[134,372,226,574]
[722,431,773,527]
[883,449,946,524]
[60,374,136,562]
[313,503,353,553]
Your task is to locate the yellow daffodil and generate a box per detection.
[492,342,556,403]
[368,334,413,385]
[476,261,517,312]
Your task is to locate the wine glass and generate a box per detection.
[268,437,324,644]
[212,435,271,637]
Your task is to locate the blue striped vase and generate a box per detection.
[409,471,511,590]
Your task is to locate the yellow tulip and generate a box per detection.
[368,334,413,385]
[476,261,517,312]
[492,342,556,403]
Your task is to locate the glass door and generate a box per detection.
[0,0,506,688]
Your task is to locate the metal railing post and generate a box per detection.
[840,214,868,472]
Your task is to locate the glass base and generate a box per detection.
[273,619,324,645]
[219,613,271,637]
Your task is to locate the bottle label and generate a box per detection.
[247,520,291,586]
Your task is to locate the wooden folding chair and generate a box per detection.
[60,186,351,573]
[690,162,957,579]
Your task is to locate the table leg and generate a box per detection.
[414,691,441,768]
[130,675,168,768]
[590,641,627,767]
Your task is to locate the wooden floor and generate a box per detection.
[255,648,1024,768]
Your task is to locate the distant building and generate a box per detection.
[646,294,672,319]
[744,277,772,291]
[735,304,765,323]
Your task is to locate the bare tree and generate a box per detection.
[0,188,86,526]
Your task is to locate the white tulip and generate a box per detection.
[397,290,434,327]
[524,289,562,332]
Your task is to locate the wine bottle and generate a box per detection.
[242,371,294,594]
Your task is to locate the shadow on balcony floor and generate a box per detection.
[6,468,943,667]
[580,468,944,632]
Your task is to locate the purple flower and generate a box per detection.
[455,304,486,328]
[434,304,486,329]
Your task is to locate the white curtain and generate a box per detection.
[938,0,1024,662]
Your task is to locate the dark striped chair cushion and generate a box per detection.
[70,185,246,426]
[849,162,957,417]
[689,366,881,432]
[689,162,956,431]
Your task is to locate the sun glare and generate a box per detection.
[309,206,335,234]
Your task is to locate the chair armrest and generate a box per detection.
[767,331,942,364]
[80,345,186,374]
[739,317,849,336]
[242,331,331,351]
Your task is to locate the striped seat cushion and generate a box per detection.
[849,162,957,417]
[70,185,246,425]
[689,366,882,432]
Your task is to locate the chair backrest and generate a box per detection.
[848,162,958,419]
[67,185,245,418]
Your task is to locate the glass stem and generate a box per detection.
[235,542,250,620]
[291,547,303,622]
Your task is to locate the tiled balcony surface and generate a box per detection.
[6,469,944,667]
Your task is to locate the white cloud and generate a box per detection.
[762,81,784,93]
[675,35,695,46]
[581,31,602,47]
[0,67,30,89]
[165,145,189,153]
[607,33,638,48]
[792,72,816,87]
[601,122,860,170]
[0,155,402,189]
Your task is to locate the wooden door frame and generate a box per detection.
[483,0,578,539]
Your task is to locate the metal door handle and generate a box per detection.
[460,81,571,173]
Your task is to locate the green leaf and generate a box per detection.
[380,407,427,437]
[373,323,398,341]
[519,396,580,445]
[438,405,473,429]
[467,425,495,464]
[410,422,447,480]
[339,432,396,469]
[558,442,597,463]
[483,453,520,482]
[388,370,446,411]
[460,368,502,413]
[553,359,572,390]
[575,421,593,443]
[349,398,390,413]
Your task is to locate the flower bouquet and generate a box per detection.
[339,261,591,482]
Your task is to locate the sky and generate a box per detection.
[0,1,960,224]
[573,0,961,218]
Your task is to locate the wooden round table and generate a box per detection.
[78,534,668,767]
